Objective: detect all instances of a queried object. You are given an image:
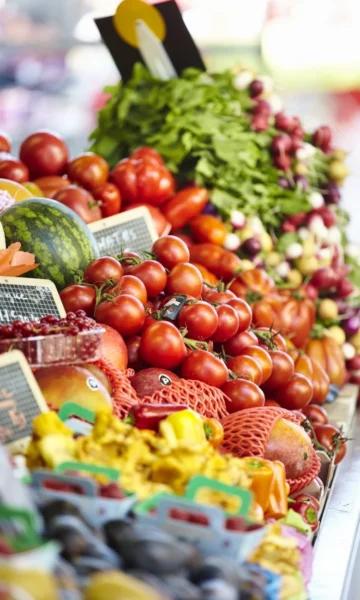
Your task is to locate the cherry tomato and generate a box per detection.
[67,152,109,191]
[239,346,273,384]
[276,373,313,410]
[20,131,68,178]
[84,257,123,285]
[162,186,209,229]
[263,350,294,391]
[314,424,347,464]
[181,350,228,388]
[204,290,236,304]
[166,263,203,298]
[54,185,101,224]
[227,355,263,385]
[140,321,186,369]
[94,182,121,217]
[0,154,29,183]
[212,304,239,342]
[131,146,164,164]
[34,175,70,198]
[302,404,329,425]
[126,335,144,370]
[222,379,265,412]
[95,294,145,337]
[224,330,258,356]
[227,298,252,332]
[112,275,147,304]
[0,133,11,153]
[111,156,174,206]
[178,301,218,341]
[131,260,167,298]
[60,284,96,316]
[124,202,171,236]
[152,235,190,269]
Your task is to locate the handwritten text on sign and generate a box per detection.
[0,277,65,324]
[89,207,158,256]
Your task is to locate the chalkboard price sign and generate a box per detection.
[89,206,157,256]
[0,350,48,451]
[0,276,65,324]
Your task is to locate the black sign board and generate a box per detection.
[95,0,205,81]
[0,350,48,452]
[89,206,157,256]
[0,277,65,324]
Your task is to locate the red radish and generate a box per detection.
[249,79,264,98]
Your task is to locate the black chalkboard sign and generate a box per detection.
[0,350,48,451]
[89,206,157,256]
[0,276,65,324]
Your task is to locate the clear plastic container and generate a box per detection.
[0,328,104,367]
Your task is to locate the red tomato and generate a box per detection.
[111,156,174,206]
[162,186,209,229]
[131,146,164,164]
[190,243,241,282]
[178,301,218,341]
[131,260,167,298]
[181,350,228,388]
[152,235,190,269]
[54,185,101,224]
[314,424,347,464]
[222,379,265,412]
[189,214,227,245]
[276,373,313,410]
[84,257,123,285]
[265,399,281,407]
[227,355,263,385]
[112,275,147,304]
[20,131,68,178]
[205,290,236,304]
[0,133,11,153]
[95,294,145,337]
[94,182,121,217]
[126,336,144,370]
[227,298,252,332]
[0,154,29,183]
[67,152,109,191]
[34,175,70,198]
[302,404,328,425]
[124,203,171,236]
[256,327,287,352]
[60,284,96,316]
[264,350,294,390]
[212,304,239,342]
[140,321,186,369]
[224,330,258,356]
[166,263,203,298]
[239,346,272,384]
[98,324,128,371]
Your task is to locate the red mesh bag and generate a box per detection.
[141,378,229,420]
[93,358,138,418]
[222,406,321,493]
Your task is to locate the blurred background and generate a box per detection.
[0,0,359,238]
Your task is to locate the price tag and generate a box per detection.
[0,276,65,324]
[89,206,157,256]
[0,350,48,452]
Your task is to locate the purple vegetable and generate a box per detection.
[342,315,360,337]
[294,175,309,191]
[323,183,341,205]
[202,203,218,216]
[241,237,261,257]
[249,79,264,98]
[278,176,290,189]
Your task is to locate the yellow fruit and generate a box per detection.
[329,160,348,183]
[0,178,33,201]
[287,269,302,287]
[266,252,281,267]
[296,256,319,275]
[318,299,338,320]
[238,259,254,271]
[85,571,163,600]
[264,419,313,479]
[302,235,316,258]
[350,331,360,352]
[24,182,43,196]
[294,162,308,176]
[239,226,254,241]
[260,231,273,252]
[0,566,59,600]
[326,325,346,346]
[331,148,346,161]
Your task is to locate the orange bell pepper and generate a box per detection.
[265,460,289,519]
[239,457,289,519]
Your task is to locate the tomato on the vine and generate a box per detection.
[212,304,239,342]
[239,346,272,384]
[224,330,258,356]
[181,350,228,388]
[95,294,145,337]
[314,424,347,464]
[60,284,96,316]
[302,404,328,425]
[140,321,186,369]
[276,373,313,410]
[227,298,252,332]
[152,235,190,269]
[178,301,218,341]
[227,355,263,385]
[222,379,265,412]
[131,260,167,298]
[84,257,123,285]
[113,275,147,304]
[264,350,294,390]
[204,290,235,304]
[166,263,203,298]
[256,327,287,352]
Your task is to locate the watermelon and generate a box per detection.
[1,198,99,289]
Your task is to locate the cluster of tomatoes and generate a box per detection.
[59,234,323,415]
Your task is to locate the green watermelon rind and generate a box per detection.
[1,198,99,289]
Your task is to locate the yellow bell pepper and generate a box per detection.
[159,409,207,446]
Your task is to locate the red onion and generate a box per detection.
[249,79,264,98]
[342,315,360,337]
